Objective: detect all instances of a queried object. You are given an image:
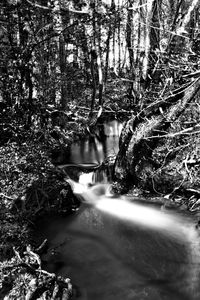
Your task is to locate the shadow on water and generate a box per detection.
[34,120,200,300]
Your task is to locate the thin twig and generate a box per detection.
[0,193,15,200]
[145,126,200,140]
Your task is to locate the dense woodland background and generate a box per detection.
[1,0,199,132]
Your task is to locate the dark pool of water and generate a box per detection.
[34,202,200,300]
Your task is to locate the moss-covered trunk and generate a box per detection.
[114,78,200,193]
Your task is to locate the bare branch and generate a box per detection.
[146,125,200,140]
[25,0,50,10]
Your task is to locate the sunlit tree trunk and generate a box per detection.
[52,0,67,110]
[142,0,154,82]
[80,24,90,84]
[126,0,135,105]
[90,0,97,112]
[126,0,134,70]
[90,49,97,113]
[104,24,112,84]
[133,0,143,103]
[176,0,199,36]
[168,0,199,55]
[97,3,103,107]
[117,0,121,72]
[105,0,115,83]
[112,0,116,66]
[90,0,104,112]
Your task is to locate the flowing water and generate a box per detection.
[34,120,200,300]
[36,198,200,300]
[58,120,123,184]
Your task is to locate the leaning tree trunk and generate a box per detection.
[113,78,200,192]
[167,0,199,56]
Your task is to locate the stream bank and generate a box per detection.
[0,140,78,299]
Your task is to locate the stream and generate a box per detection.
[34,120,200,300]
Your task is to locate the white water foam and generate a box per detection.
[67,179,198,241]
[67,179,200,298]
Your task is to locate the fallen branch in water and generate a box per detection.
[35,239,48,254]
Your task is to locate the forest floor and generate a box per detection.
[0,139,78,298]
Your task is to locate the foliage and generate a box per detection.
[0,139,79,261]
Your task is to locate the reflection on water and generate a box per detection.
[60,120,123,185]
[35,199,200,300]
[67,120,123,165]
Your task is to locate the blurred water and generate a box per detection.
[68,120,123,165]
[60,120,123,185]
[36,189,200,300]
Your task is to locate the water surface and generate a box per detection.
[35,201,200,300]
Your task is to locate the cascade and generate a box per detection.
[66,178,198,241]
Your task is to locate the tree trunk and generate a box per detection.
[126,0,134,70]
[167,0,199,55]
[142,0,157,82]
[126,0,135,105]
[113,78,200,192]
[112,0,116,66]
[52,0,67,110]
[117,0,121,73]
[90,49,97,113]
[59,34,67,110]
[104,2,114,84]
[97,6,104,107]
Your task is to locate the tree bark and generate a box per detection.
[104,1,115,84]
[113,78,200,191]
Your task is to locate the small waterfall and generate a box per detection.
[66,179,199,241]
[78,167,112,186]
